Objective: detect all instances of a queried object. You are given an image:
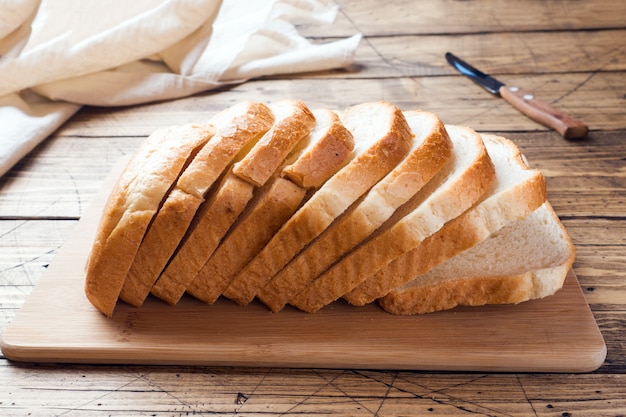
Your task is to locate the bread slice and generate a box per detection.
[289,125,496,313]
[256,111,453,312]
[344,133,547,306]
[381,264,572,316]
[84,124,213,316]
[149,99,315,305]
[233,101,317,187]
[224,101,414,307]
[187,108,355,304]
[281,109,356,190]
[378,202,575,314]
[118,101,274,307]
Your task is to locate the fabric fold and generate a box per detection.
[0,92,81,174]
[0,0,360,177]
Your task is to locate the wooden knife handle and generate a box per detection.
[499,85,588,139]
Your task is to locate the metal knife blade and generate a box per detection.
[445,52,588,139]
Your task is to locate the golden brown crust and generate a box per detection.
[377,264,571,315]
[256,111,452,313]
[378,202,575,315]
[189,177,307,304]
[151,173,254,305]
[177,101,275,196]
[289,127,496,313]
[149,100,316,305]
[282,109,355,189]
[344,135,548,306]
[379,274,536,315]
[345,177,546,306]
[84,124,212,316]
[117,101,273,307]
[120,189,202,306]
[86,100,572,318]
[233,100,316,187]
[85,210,154,316]
[234,102,414,309]
[196,111,355,305]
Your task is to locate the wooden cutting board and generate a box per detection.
[1,158,606,372]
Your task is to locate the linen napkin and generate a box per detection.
[0,0,361,177]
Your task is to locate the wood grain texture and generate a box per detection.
[0,363,624,416]
[330,0,626,36]
[51,73,625,138]
[1,0,625,414]
[293,29,626,80]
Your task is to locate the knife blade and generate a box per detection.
[445,52,588,139]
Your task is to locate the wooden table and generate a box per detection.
[1,0,625,414]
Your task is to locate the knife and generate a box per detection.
[445,52,588,139]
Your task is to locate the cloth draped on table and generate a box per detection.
[0,0,361,177]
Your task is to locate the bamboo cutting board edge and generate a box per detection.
[0,157,607,372]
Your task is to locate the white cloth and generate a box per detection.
[0,0,361,176]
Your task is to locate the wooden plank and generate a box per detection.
[583,278,626,310]
[0,219,77,334]
[547,189,626,218]
[1,362,625,415]
[0,220,77,284]
[0,137,144,218]
[55,72,625,138]
[563,219,626,246]
[299,29,626,79]
[0,159,606,372]
[574,245,626,281]
[331,0,626,36]
[2,127,624,219]
[593,312,626,372]
[508,130,626,218]
[0,0,623,414]
[369,29,626,75]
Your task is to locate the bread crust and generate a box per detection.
[119,101,274,307]
[84,100,573,317]
[344,134,548,306]
[233,100,315,186]
[282,110,355,189]
[289,126,496,313]
[149,100,316,305]
[379,202,575,314]
[380,273,535,315]
[232,102,414,308]
[187,177,306,303]
[84,124,213,316]
[378,264,571,315]
[189,109,355,304]
[256,111,452,312]
[151,173,254,304]
[120,189,203,306]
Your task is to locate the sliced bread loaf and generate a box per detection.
[378,202,575,314]
[344,133,547,306]
[224,101,414,307]
[256,111,453,313]
[84,124,213,316]
[289,125,496,313]
[187,108,355,304]
[119,101,274,307]
[84,100,572,318]
[149,99,315,305]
